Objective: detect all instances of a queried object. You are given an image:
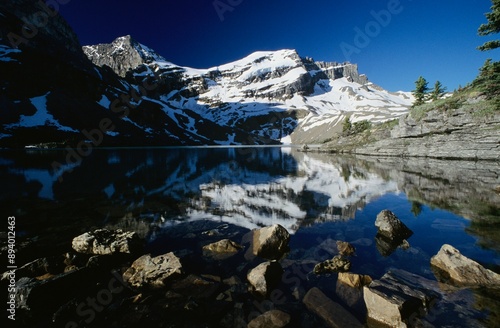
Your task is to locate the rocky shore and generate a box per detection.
[3,211,500,327]
[318,100,500,161]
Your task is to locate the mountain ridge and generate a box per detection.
[0,2,413,148]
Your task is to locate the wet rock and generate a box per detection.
[123,252,183,289]
[246,224,290,261]
[338,272,372,288]
[374,210,413,256]
[72,229,142,255]
[247,309,291,328]
[313,255,351,274]
[303,287,363,328]
[430,244,500,286]
[336,273,372,317]
[336,241,355,256]
[1,256,64,281]
[202,239,243,260]
[363,269,440,328]
[247,262,283,297]
[375,234,411,257]
[375,210,413,241]
[170,274,221,300]
[15,268,94,313]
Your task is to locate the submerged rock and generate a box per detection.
[363,269,440,328]
[303,287,363,328]
[72,229,142,255]
[247,262,283,297]
[336,241,356,256]
[202,239,243,260]
[313,255,351,274]
[123,252,183,289]
[246,224,290,261]
[430,244,500,287]
[247,309,291,328]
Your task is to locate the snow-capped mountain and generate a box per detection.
[83,37,413,145]
[0,1,413,148]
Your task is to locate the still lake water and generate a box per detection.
[1,146,499,324]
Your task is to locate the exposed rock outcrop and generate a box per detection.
[430,244,500,286]
[324,103,500,161]
[72,229,142,255]
[83,35,165,77]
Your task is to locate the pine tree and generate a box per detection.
[478,0,500,51]
[412,76,429,107]
[431,81,447,101]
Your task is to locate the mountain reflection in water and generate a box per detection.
[1,147,499,266]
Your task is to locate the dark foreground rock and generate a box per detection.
[303,287,363,328]
[247,309,291,328]
[247,261,283,298]
[202,239,243,261]
[430,244,500,286]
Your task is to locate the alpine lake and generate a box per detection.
[1,146,499,327]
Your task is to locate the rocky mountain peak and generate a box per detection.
[83,35,166,77]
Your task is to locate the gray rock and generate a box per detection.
[363,269,440,328]
[247,309,291,328]
[313,255,351,274]
[303,287,363,328]
[72,229,142,255]
[246,224,290,261]
[202,239,243,260]
[375,210,413,241]
[123,252,183,288]
[83,35,165,77]
[430,244,500,286]
[352,105,500,161]
[247,262,283,297]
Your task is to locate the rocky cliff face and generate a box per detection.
[83,35,166,77]
[358,105,499,160]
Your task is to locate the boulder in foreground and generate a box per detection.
[246,224,290,261]
[430,244,500,286]
[364,269,440,328]
[123,252,183,288]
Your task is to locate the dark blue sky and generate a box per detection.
[59,0,499,91]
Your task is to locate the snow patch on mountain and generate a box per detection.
[6,93,79,132]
